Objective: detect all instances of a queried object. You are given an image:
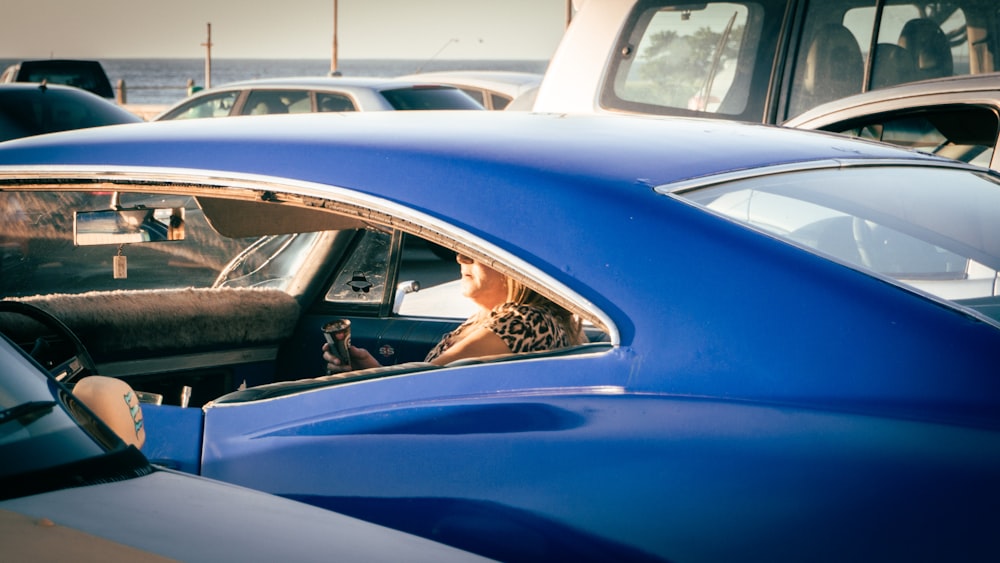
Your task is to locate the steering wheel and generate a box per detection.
[0,301,98,384]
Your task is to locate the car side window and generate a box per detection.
[829,106,998,168]
[459,88,486,106]
[489,93,511,110]
[788,2,976,119]
[242,90,307,115]
[317,93,357,112]
[677,166,1000,305]
[325,229,392,306]
[861,2,969,89]
[395,237,467,318]
[167,91,239,119]
[786,3,876,119]
[323,230,465,317]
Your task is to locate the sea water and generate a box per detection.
[0,58,548,105]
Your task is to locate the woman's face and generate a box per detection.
[457,254,507,310]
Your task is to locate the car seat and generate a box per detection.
[898,18,954,81]
[794,23,864,114]
[870,43,916,89]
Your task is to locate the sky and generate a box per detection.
[3,0,571,60]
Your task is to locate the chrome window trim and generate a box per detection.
[657,158,985,195]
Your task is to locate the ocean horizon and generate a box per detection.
[0,58,549,105]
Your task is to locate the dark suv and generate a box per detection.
[1,59,114,99]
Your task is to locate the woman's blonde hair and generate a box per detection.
[505,277,586,345]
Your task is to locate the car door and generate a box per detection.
[279,229,464,380]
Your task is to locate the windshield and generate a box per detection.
[0,88,139,141]
[673,165,1000,318]
[0,335,111,481]
[1,191,261,296]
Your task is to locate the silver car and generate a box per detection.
[784,73,1000,172]
[154,76,483,120]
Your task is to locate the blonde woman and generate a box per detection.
[323,254,585,373]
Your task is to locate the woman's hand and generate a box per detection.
[322,343,381,375]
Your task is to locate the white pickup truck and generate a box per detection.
[533,0,1000,123]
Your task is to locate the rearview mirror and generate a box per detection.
[74,207,185,246]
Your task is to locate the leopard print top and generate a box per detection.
[425,302,579,362]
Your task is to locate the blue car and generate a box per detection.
[0,306,490,562]
[0,112,998,562]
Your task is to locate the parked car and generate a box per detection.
[0,83,141,142]
[0,305,490,562]
[396,71,542,110]
[1,59,115,99]
[1,112,999,561]
[534,0,1000,123]
[154,76,483,120]
[784,72,1000,170]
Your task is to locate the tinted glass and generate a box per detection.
[379,86,483,110]
[0,87,140,141]
[15,60,114,98]
[489,93,512,110]
[317,93,356,112]
[675,166,1000,315]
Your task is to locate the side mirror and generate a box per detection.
[74,207,185,246]
[393,280,421,314]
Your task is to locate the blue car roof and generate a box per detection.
[0,111,933,190]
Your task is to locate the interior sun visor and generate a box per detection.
[196,196,366,237]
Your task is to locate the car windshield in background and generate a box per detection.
[1,59,115,99]
[380,86,484,110]
[0,85,141,142]
[672,165,1000,315]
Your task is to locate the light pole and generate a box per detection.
[330,0,341,76]
[201,23,213,89]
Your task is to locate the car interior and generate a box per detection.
[0,187,613,410]
[827,105,998,168]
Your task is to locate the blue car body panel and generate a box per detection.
[2,112,999,560]
[141,404,204,474]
